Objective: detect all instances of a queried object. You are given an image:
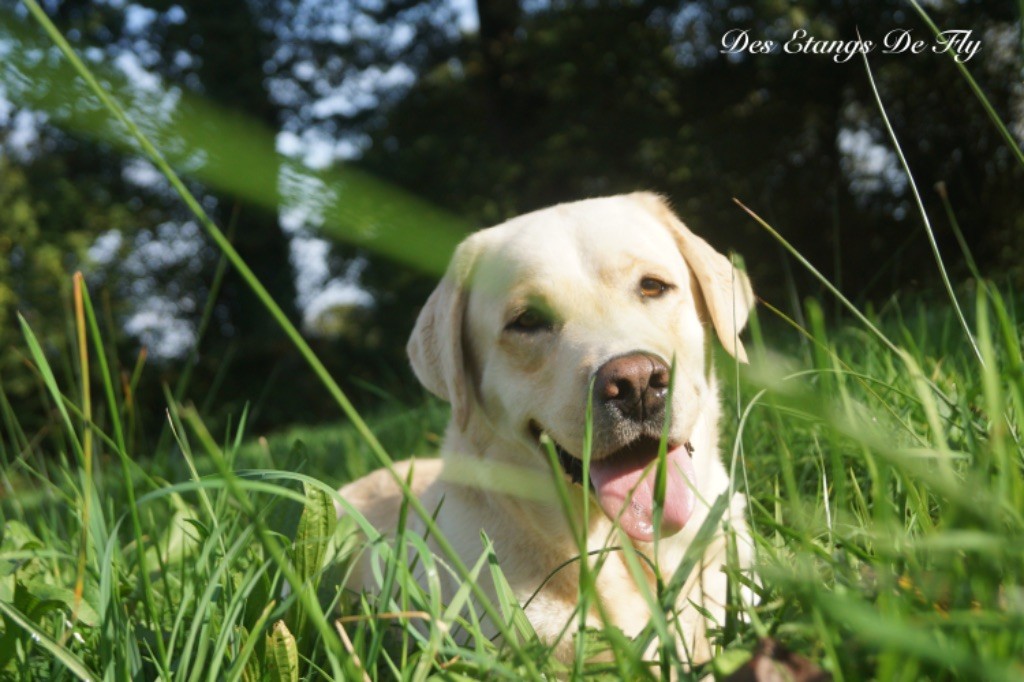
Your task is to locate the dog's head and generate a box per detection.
[407,193,753,541]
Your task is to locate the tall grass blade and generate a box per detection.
[935,182,984,284]
[732,200,899,357]
[907,0,1024,170]
[70,273,94,633]
[856,30,983,368]
[16,314,83,460]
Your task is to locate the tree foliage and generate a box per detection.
[354,0,1023,297]
[1,0,1021,437]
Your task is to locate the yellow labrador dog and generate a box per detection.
[337,192,753,663]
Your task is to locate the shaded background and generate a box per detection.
[1,0,1022,442]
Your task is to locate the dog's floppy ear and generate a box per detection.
[634,192,755,362]
[407,238,478,429]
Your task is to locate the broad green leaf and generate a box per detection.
[160,508,202,566]
[292,481,338,588]
[25,579,100,628]
[265,620,299,682]
[0,521,45,554]
[711,648,753,678]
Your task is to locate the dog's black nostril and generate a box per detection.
[650,365,670,390]
[605,377,634,402]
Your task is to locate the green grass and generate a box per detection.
[3,0,1024,679]
[3,271,1024,680]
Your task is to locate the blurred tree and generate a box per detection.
[2,0,307,435]
[0,116,151,436]
[350,0,1023,304]
[1,0,1021,441]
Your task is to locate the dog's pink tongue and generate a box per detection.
[589,444,696,542]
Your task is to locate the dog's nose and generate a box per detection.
[593,352,670,422]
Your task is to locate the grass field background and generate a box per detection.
[3,276,1023,680]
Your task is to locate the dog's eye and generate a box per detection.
[506,308,552,333]
[639,277,672,298]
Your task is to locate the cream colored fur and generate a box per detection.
[336,192,754,664]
